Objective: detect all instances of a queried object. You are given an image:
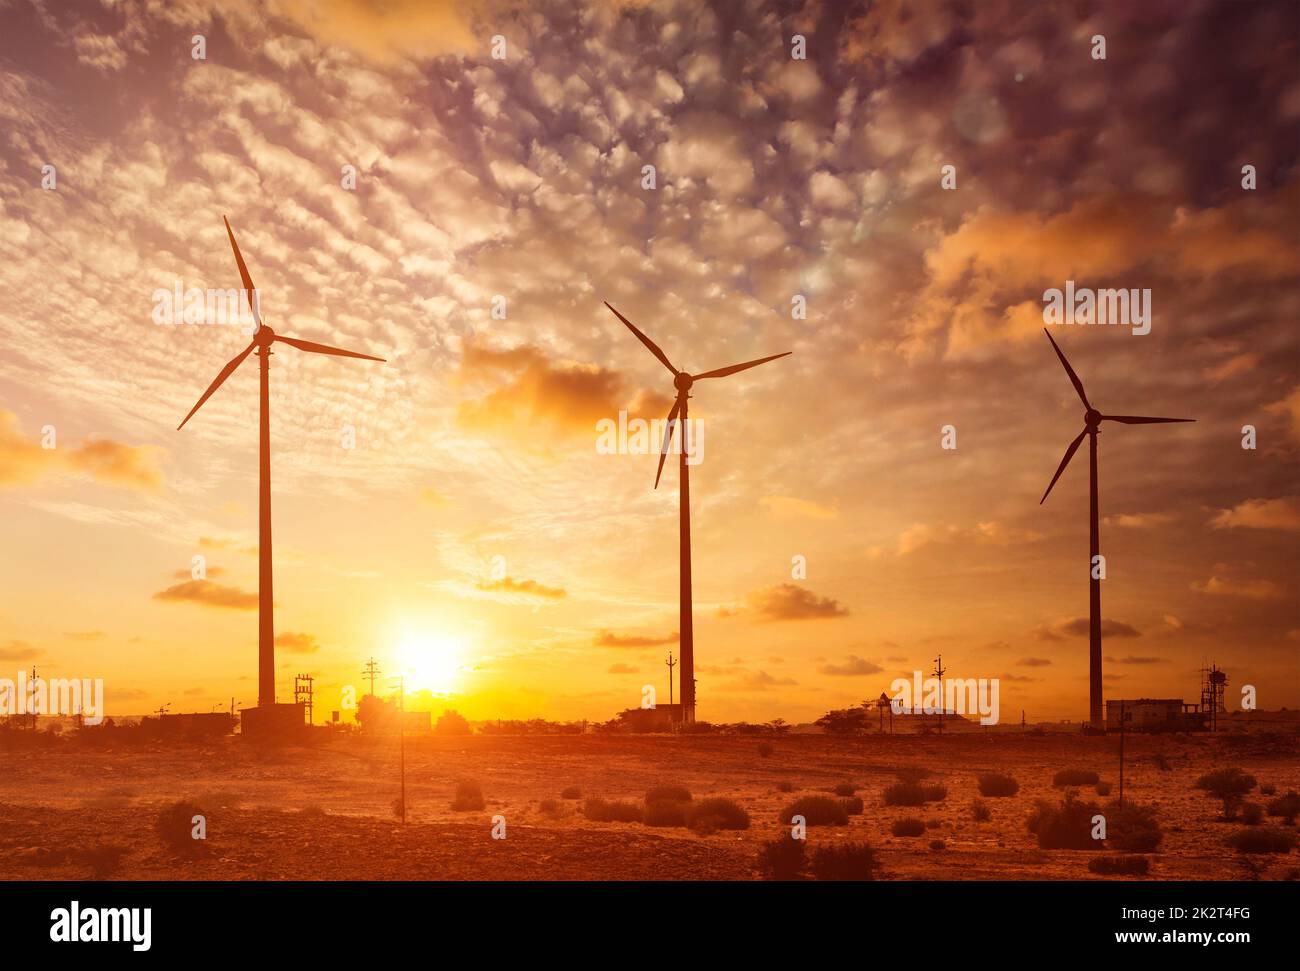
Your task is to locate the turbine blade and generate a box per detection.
[604,301,677,375]
[275,334,385,362]
[694,351,792,380]
[1103,414,1195,424]
[1040,427,1087,504]
[1043,329,1090,409]
[177,339,256,430]
[223,215,261,328]
[654,397,683,490]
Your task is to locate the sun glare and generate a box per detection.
[397,632,464,695]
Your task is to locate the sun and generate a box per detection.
[396,631,464,695]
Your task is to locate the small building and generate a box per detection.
[615,704,682,732]
[240,702,306,738]
[1106,698,1199,732]
[158,711,236,737]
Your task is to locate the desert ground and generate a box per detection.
[1,730,1297,880]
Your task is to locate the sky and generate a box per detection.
[0,0,1296,725]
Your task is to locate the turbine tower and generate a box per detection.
[179,216,384,711]
[1038,329,1192,731]
[605,301,790,724]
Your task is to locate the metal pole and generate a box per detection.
[399,675,406,825]
[1118,700,1125,808]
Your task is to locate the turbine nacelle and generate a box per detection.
[674,371,693,392]
[1084,407,1101,428]
[254,324,276,348]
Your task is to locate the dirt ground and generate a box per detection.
[1,731,1296,880]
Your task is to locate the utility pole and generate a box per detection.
[398,675,406,825]
[1021,709,1026,733]
[666,651,676,725]
[363,658,381,697]
[932,654,946,735]
[1118,700,1126,809]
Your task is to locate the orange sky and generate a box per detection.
[0,0,1297,724]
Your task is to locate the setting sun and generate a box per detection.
[396,632,465,696]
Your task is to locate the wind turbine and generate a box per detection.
[1038,328,1192,731]
[178,216,384,712]
[605,301,790,724]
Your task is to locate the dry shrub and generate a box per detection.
[1103,800,1163,852]
[155,800,206,856]
[76,843,129,879]
[972,800,991,822]
[298,804,327,818]
[840,796,864,816]
[1053,769,1100,787]
[560,786,582,800]
[538,799,565,819]
[1095,782,1113,797]
[929,839,946,851]
[810,842,874,880]
[688,797,750,833]
[776,781,795,793]
[1239,803,1264,826]
[782,795,848,827]
[884,782,946,806]
[758,742,774,758]
[583,798,643,823]
[1226,828,1297,854]
[1089,855,1150,876]
[450,779,485,811]
[977,773,1019,798]
[1266,791,1300,824]
[1028,793,1102,850]
[644,799,689,827]
[891,818,925,837]
[832,782,857,797]
[757,836,805,880]
[645,784,692,804]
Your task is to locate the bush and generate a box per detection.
[1226,828,1297,854]
[1053,769,1100,787]
[1260,784,1277,797]
[1089,855,1150,876]
[929,839,946,851]
[1153,754,1172,771]
[688,797,750,832]
[76,843,129,879]
[1266,791,1300,824]
[972,799,991,822]
[583,798,643,823]
[155,801,205,856]
[450,780,485,811]
[810,842,875,880]
[891,818,925,837]
[977,773,1019,798]
[884,782,947,806]
[644,799,689,827]
[1196,767,1257,819]
[560,786,582,800]
[757,836,805,880]
[840,796,864,816]
[645,785,692,804]
[435,709,471,735]
[757,742,774,758]
[1103,800,1163,852]
[775,781,795,793]
[1095,782,1113,797]
[1239,803,1264,826]
[782,795,848,827]
[1028,793,1102,850]
[298,804,327,818]
[538,799,564,819]
[832,782,857,797]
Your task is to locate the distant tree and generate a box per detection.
[355,693,392,731]
[436,709,472,736]
[768,718,790,735]
[815,708,868,735]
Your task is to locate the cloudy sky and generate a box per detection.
[0,0,1296,724]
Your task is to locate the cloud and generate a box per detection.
[0,640,42,661]
[595,630,678,648]
[606,663,639,674]
[473,576,566,602]
[275,0,480,63]
[1192,570,1282,601]
[1103,512,1174,529]
[456,339,670,442]
[1034,617,1141,640]
[759,495,838,519]
[739,583,849,621]
[275,632,321,654]
[1105,656,1168,665]
[819,655,882,676]
[152,579,258,610]
[1209,497,1300,533]
[0,411,164,492]
[1017,657,1053,667]
[877,520,1042,556]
